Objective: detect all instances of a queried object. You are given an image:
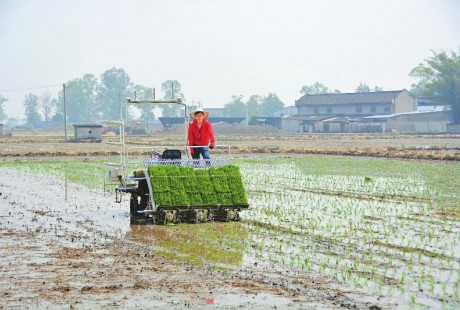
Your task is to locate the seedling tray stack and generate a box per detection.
[141,160,249,224]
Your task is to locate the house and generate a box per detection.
[188,106,226,117]
[248,117,281,128]
[283,90,417,133]
[365,110,450,133]
[295,89,415,117]
[159,117,245,129]
[274,106,298,117]
[281,115,333,133]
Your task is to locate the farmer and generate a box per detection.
[188,107,215,159]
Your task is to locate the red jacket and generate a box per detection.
[188,119,215,147]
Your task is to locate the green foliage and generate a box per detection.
[410,47,460,123]
[258,93,284,116]
[224,95,246,117]
[148,165,189,206]
[148,165,248,207]
[246,95,262,120]
[40,91,54,123]
[161,80,183,117]
[195,169,219,205]
[180,167,205,205]
[134,84,156,120]
[97,67,133,120]
[300,82,341,95]
[24,93,41,125]
[7,69,185,124]
[355,83,383,93]
[60,74,98,122]
[0,95,7,121]
[223,165,248,205]
[225,93,284,118]
[168,166,190,206]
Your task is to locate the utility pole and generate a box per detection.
[119,93,121,120]
[63,83,67,142]
[246,104,249,126]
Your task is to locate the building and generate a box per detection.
[295,90,415,117]
[248,117,281,128]
[282,90,418,133]
[274,106,298,117]
[73,124,103,142]
[365,110,450,133]
[159,117,245,129]
[188,106,226,117]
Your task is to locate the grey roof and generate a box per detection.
[364,109,448,120]
[295,90,410,107]
[417,105,445,112]
[73,124,103,127]
[282,115,335,121]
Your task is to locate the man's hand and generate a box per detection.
[190,148,194,155]
[209,144,214,149]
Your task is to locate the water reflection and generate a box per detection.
[127,223,245,268]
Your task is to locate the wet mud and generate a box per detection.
[0,168,398,309]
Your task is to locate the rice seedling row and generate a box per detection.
[1,157,459,307]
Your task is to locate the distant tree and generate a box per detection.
[24,93,41,125]
[355,83,371,93]
[0,95,7,122]
[40,91,54,124]
[409,81,427,99]
[258,93,284,116]
[97,67,133,120]
[246,95,262,120]
[161,80,184,117]
[50,98,63,123]
[134,85,156,120]
[62,74,98,122]
[355,83,383,93]
[300,82,340,95]
[410,47,460,122]
[55,75,97,123]
[224,95,246,117]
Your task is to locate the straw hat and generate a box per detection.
[190,107,209,119]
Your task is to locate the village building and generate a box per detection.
[73,124,103,142]
[281,90,450,133]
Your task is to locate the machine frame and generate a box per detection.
[105,98,248,225]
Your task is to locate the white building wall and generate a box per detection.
[281,119,301,133]
[394,91,416,114]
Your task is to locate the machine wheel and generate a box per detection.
[130,194,139,214]
[130,214,153,225]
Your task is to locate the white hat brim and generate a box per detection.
[190,111,209,119]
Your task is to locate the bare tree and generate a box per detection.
[40,91,54,124]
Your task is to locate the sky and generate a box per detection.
[1,0,459,119]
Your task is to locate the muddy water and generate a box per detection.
[0,167,398,309]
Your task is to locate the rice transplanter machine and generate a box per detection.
[106,98,249,225]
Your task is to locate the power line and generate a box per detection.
[0,84,61,92]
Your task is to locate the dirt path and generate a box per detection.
[0,168,396,309]
[1,133,459,160]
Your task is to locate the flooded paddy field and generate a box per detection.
[1,152,459,309]
[0,163,377,309]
